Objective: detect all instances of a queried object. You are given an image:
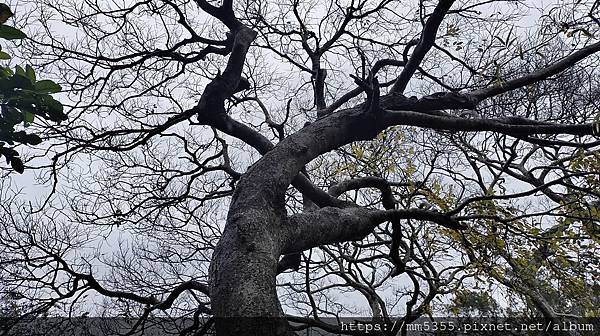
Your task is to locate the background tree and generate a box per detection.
[1,0,600,336]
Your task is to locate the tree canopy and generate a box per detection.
[1,0,600,335]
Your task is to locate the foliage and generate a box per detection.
[448,289,500,317]
[0,3,64,173]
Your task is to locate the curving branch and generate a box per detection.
[328,176,411,275]
[282,206,462,255]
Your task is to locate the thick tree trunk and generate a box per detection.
[206,92,467,335]
[208,101,385,336]
[209,206,293,335]
[208,172,295,336]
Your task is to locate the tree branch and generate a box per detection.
[328,176,400,209]
[194,0,238,31]
[391,0,456,93]
[382,110,595,137]
[470,41,600,101]
[282,207,462,254]
[197,110,348,208]
[194,27,257,115]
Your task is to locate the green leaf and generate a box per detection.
[0,5,13,25]
[0,66,12,79]
[0,146,19,163]
[0,24,26,40]
[14,65,24,76]
[12,131,42,145]
[10,155,23,173]
[0,73,34,93]
[0,51,10,60]
[2,106,21,124]
[581,28,593,38]
[351,144,364,159]
[34,80,61,93]
[43,96,67,122]
[25,65,35,82]
[11,74,33,89]
[24,133,41,145]
[23,110,34,125]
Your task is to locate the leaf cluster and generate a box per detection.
[0,4,64,173]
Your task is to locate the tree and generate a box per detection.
[0,3,65,174]
[2,0,600,335]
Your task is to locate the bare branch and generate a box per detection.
[391,0,456,93]
[471,41,600,102]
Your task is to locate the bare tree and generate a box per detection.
[2,0,600,335]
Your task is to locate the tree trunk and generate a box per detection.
[207,96,381,335]
[208,99,386,336]
[209,193,294,336]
